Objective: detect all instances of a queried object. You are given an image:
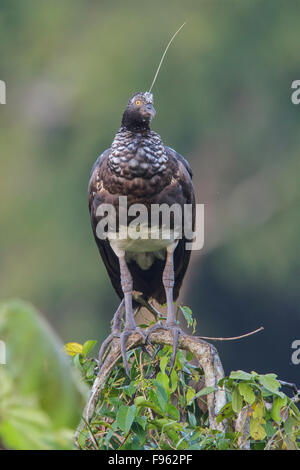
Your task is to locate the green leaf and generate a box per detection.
[116,405,136,434]
[123,381,137,397]
[186,388,195,404]
[258,374,282,396]
[154,380,168,412]
[134,396,147,407]
[271,396,287,423]
[136,416,147,430]
[217,438,230,450]
[232,386,243,413]
[166,403,180,421]
[0,375,74,451]
[156,371,170,397]
[284,416,297,435]
[0,300,86,432]
[82,340,97,358]
[6,406,51,428]
[186,350,194,362]
[131,422,146,445]
[73,352,83,371]
[85,361,96,379]
[110,397,120,412]
[188,411,197,427]
[159,356,169,374]
[180,306,193,327]
[238,382,255,405]
[170,369,178,393]
[229,370,252,381]
[265,420,276,438]
[188,386,217,404]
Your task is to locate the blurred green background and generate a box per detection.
[0,0,299,405]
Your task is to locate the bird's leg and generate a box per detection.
[163,243,177,327]
[163,242,182,373]
[98,299,125,368]
[147,242,181,374]
[119,252,135,330]
[118,250,147,376]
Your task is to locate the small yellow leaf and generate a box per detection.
[64,342,83,356]
[249,417,267,440]
[252,401,265,419]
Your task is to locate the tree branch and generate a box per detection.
[75,331,227,447]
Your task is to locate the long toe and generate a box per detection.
[120,330,134,377]
[136,327,153,358]
[98,333,120,369]
[136,326,153,349]
[146,322,182,375]
[146,321,166,341]
[120,327,149,376]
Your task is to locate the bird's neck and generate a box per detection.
[121,112,151,133]
[108,127,168,181]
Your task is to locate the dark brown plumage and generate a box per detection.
[88,91,195,374]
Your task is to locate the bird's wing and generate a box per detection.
[88,149,123,299]
[165,146,193,179]
[163,146,195,302]
[88,149,110,209]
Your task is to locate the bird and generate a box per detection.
[88,26,195,376]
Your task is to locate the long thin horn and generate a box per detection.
[148,22,186,93]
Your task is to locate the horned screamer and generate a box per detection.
[88,24,195,375]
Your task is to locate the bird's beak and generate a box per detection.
[145,103,156,118]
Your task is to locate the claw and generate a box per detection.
[145,321,164,340]
[98,300,125,370]
[120,330,132,377]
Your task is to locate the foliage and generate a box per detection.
[0,367,74,450]
[0,298,298,450]
[72,339,300,450]
[0,300,87,449]
[218,370,300,450]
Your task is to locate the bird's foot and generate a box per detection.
[98,327,151,375]
[147,322,184,375]
[120,327,149,377]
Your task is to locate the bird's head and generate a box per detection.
[121,92,156,132]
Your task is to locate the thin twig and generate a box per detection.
[134,297,263,343]
[80,417,99,450]
[278,380,300,400]
[197,326,264,342]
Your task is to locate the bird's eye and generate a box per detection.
[135,100,141,106]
